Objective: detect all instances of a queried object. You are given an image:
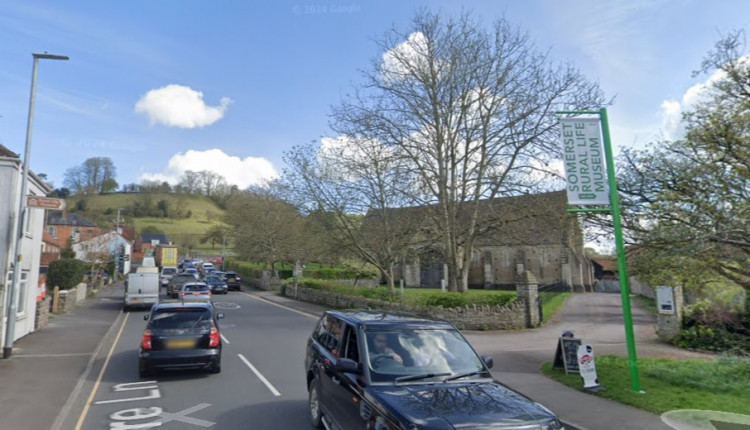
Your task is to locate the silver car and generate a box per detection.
[179,282,212,301]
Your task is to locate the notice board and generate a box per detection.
[553,337,582,374]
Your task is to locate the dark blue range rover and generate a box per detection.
[305,310,564,430]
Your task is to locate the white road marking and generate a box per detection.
[239,291,317,319]
[220,333,230,344]
[237,353,281,397]
[160,403,215,427]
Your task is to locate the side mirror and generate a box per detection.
[481,355,494,369]
[334,358,362,374]
[143,315,150,321]
[216,313,225,319]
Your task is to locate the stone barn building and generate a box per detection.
[390,191,594,291]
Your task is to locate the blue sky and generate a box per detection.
[1,0,749,190]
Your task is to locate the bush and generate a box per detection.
[47,259,87,290]
[676,299,750,353]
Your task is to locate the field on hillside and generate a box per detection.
[65,193,230,251]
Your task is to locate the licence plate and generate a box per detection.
[131,298,141,302]
[166,339,197,349]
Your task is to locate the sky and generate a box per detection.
[1,0,749,191]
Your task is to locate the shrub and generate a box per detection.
[47,259,87,290]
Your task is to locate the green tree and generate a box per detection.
[618,30,750,291]
[224,188,314,278]
[201,224,232,249]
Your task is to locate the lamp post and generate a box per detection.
[3,52,68,359]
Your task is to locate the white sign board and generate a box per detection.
[560,118,609,205]
[576,344,599,389]
[656,286,675,315]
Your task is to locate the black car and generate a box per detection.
[222,271,241,291]
[167,273,200,298]
[138,300,223,377]
[305,310,564,430]
[204,275,228,295]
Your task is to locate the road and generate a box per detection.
[61,290,321,430]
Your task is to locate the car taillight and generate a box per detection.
[209,327,220,347]
[141,329,152,350]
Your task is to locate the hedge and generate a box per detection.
[47,259,87,290]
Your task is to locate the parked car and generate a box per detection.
[167,273,202,298]
[222,271,241,291]
[179,282,212,301]
[204,275,228,295]
[305,310,564,430]
[138,300,223,377]
[159,266,178,287]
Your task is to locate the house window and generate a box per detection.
[72,228,80,243]
[48,226,57,237]
[24,208,33,235]
[5,271,29,315]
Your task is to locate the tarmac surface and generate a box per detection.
[0,282,714,430]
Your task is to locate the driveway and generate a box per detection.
[464,291,712,374]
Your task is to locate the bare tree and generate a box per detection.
[284,138,420,291]
[200,170,226,197]
[328,11,606,292]
[63,157,118,194]
[180,170,202,195]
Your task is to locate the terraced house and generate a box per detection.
[0,144,52,343]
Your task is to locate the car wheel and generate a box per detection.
[309,377,324,428]
[210,360,221,374]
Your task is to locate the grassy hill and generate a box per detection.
[65,193,230,252]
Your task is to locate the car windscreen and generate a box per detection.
[150,309,212,329]
[184,284,209,292]
[162,268,177,275]
[365,329,485,383]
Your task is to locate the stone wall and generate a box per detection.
[35,296,50,330]
[55,283,87,314]
[282,286,527,330]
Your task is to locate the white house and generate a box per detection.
[0,144,53,345]
[73,230,132,274]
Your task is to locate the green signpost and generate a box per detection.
[557,108,642,393]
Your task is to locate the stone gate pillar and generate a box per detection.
[516,270,540,328]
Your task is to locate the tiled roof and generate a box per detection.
[141,233,170,244]
[46,212,96,227]
[366,190,574,247]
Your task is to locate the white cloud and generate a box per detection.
[135,84,232,128]
[139,149,278,189]
[381,31,430,82]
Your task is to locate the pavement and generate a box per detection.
[0,283,714,430]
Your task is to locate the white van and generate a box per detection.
[124,272,160,311]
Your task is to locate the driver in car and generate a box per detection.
[370,334,403,365]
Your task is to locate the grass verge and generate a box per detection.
[540,355,750,415]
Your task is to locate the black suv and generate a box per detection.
[222,271,241,291]
[139,300,223,377]
[167,273,200,298]
[305,310,564,430]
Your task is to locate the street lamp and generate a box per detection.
[3,52,69,359]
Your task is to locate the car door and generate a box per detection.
[326,324,369,429]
